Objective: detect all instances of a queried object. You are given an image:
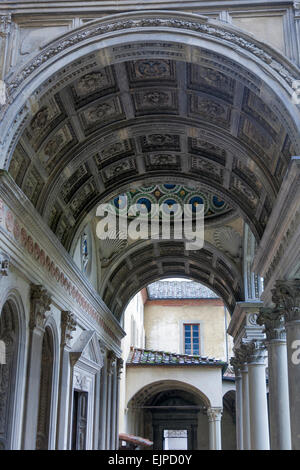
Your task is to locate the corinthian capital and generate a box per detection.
[107,350,117,375]
[117,357,124,379]
[272,280,300,323]
[30,284,52,331]
[0,252,9,277]
[61,311,77,348]
[230,356,243,375]
[207,407,223,421]
[0,15,11,36]
[241,339,267,365]
[257,307,286,341]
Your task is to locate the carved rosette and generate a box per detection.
[257,307,286,342]
[240,339,267,365]
[61,311,77,348]
[30,284,52,331]
[272,280,300,324]
[207,407,223,422]
[117,357,124,380]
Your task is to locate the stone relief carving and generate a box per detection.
[84,101,115,123]
[0,252,9,277]
[142,90,170,105]
[272,280,300,323]
[213,226,242,261]
[61,311,77,348]
[30,284,52,331]
[6,14,297,104]
[257,307,286,341]
[135,60,171,78]
[0,15,11,37]
[103,159,136,181]
[75,71,108,96]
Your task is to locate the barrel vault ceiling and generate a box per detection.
[6,51,299,314]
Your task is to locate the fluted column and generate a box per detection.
[56,311,76,449]
[257,307,291,450]
[106,351,116,449]
[115,358,123,450]
[207,408,222,450]
[230,357,243,450]
[110,360,117,450]
[99,346,107,450]
[23,285,52,449]
[274,280,300,450]
[235,347,251,450]
[242,340,270,450]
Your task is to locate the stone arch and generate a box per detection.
[98,239,243,319]
[127,379,212,410]
[0,289,26,450]
[2,11,300,251]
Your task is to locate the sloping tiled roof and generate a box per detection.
[127,347,227,371]
[147,281,219,299]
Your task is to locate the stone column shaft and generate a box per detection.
[241,366,251,450]
[22,285,51,450]
[242,341,270,450]
[273,280,300,450]
[207,408,222,450]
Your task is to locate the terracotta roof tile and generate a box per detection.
[127,347,227,371]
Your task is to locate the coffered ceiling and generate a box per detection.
[8,54,296,251]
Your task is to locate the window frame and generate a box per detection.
[181,321,203,356]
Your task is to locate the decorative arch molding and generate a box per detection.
[127,379,212,410]
[0,289,26,450]
[1,10,299,164]
[2,10,300,252]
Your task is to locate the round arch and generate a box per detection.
[2,11,300,252]
[0,289,27,450]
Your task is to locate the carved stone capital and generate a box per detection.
[230,356,243,376]
[272,280,300,323]
[61,311,77,348]
[241,339,267,365]
[0,15,11,37]
[107,350,116,375]
[117,357,124,379]
[207,407,223,422]
[0,252,9,277]
[30,284,52,331]
[257,307,286,342]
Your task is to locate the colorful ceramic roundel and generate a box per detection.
[111,184,231,219]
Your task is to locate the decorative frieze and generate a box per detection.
[30,284,52,331]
